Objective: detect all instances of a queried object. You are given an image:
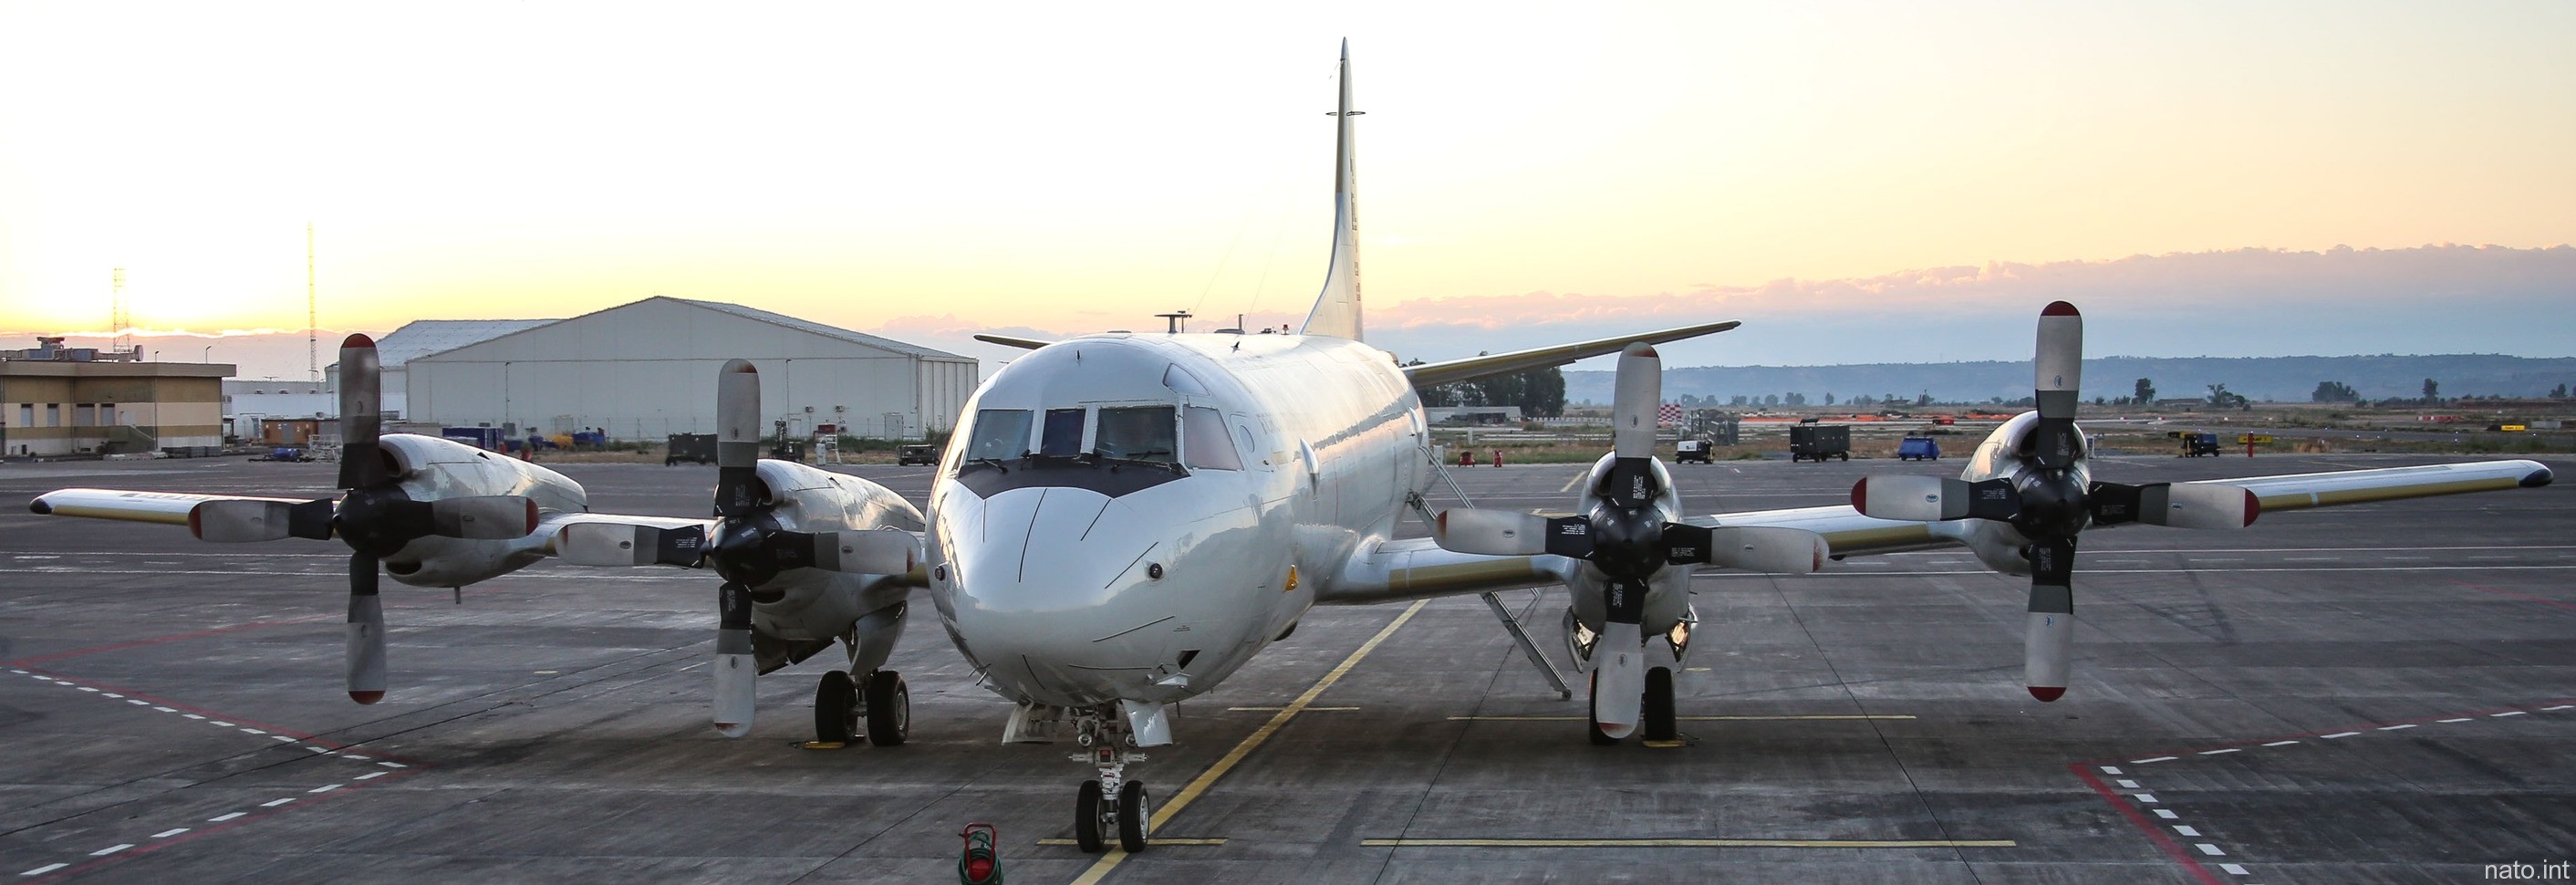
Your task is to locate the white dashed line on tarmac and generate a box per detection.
[19,863,68,876]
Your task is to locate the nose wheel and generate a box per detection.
[1069,707,1151,853]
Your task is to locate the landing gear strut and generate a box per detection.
[1069,706,1150,853]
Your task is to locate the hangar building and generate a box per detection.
[401,297,976,441]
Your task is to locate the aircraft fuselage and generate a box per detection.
[926,330,1428,709]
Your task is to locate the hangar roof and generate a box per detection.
[375,319,559,368]
[661,297,967,361]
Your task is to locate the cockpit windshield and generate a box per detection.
[1041,408,1085,457]
[1094,406,1177,463]
[965,409,1032,461]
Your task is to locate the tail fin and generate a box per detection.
[1301,40,1364,340]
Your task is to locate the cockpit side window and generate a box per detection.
[1040,408,1086,457]
[1182,406,1241,470]
[964,409,1033,462]
[1095,406,1178,463]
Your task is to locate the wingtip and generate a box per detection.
[2041,301,2080,318]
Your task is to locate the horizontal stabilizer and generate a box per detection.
[1402,320,1740,388]
[971,333,1054,350]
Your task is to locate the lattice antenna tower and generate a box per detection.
[110,267,131,355]
[306,223,317,382]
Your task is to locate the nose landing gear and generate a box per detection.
[1069,706,1151,853]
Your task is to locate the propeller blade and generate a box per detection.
[348,553,388,704]
[426,495,539,540]
[714,359,763,518]
[1850,475,2020,522]
[712,581,756,737]
[1591,620,1646,739]
[558,523,709,567]
[766,529,919,575]
[1611,342,1662,460]
[2090,482,2259,529]
[2024,536,2076,702]
[2030,301,2084,470]
[1695,526,1829,574]
[190,498,335,542]
[337,334,387,490]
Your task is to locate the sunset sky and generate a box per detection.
[4,2,2571,376]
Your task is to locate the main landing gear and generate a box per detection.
[813,668,909,747]
[1070,706,1151,853]
[1587,666,1680,746]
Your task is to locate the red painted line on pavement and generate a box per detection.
[5,616,334,666]
[2453,579,2576,613]
[2071,765,2226,885]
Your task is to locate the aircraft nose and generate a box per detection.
[940,488,1171,702]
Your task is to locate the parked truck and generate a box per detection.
[1790,424,1851,463]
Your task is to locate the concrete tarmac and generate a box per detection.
[1,451,2569,884]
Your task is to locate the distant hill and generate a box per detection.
[1565,354,2576,405]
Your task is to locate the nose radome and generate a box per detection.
[944,488,1169,690]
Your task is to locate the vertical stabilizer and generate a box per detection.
[1301,41,1364,340]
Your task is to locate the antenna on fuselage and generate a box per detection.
[1155,310,1192,334]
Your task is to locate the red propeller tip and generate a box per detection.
[1635,344,1657,358]
[348,690,385,704]
[2242,489,2260,527]
[2041,301,2080,318]
[340,333,375,349]
[2028,686,2065,703]
[1849,480,1867,511]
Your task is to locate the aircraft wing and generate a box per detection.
[1319,536,1578,606]
[1695,457,2554,559]
[29,488,310,527]
[1401,320,1740,388]
[2207,458,2551,514]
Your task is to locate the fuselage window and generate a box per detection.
[1182,406,1241,470]
[1096,406,1178,463]
[964,408,1033,462]
[1041,408,1086,457]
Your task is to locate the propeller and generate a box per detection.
[1432,343,1825,739]
[555,359,915,737]
[1849,302,2259,702]
[186,334,538,703]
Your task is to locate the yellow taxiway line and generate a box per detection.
[1362,838,2015,849]
[1068,599,1431,884]
[1447,714,1916,722]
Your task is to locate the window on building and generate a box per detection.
[46,404,60,427]
[74,404,95,427]
[16,404,29,428]
[102,403,118,426]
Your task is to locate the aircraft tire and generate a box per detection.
[864,670,909,747]
[1643,666,1677,744]
[1075,780,1106,853]
[814,670,857,744]
[1117,780,1151,853]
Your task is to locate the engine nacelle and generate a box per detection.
[375,433,588,588]
[737,459,927,645]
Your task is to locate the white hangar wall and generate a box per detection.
[405,297,975,441]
